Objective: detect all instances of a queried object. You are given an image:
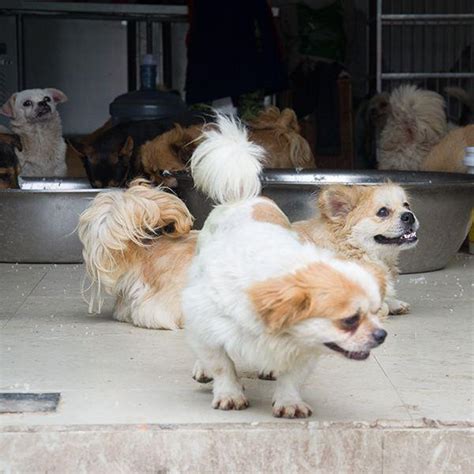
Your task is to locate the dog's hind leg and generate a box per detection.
[131,293,183,330]
[113,295,133,324]
[192,359,213,384]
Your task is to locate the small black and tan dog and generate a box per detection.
[0,133,22,189]
[70,118,197,188]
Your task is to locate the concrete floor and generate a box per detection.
[0,255,473,472]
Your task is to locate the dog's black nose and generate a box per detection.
[372,329,387,345]
[401,212,415,225]
[38,100,50,108]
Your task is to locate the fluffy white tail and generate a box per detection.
[78,179,193,312]
[190,114,266,204]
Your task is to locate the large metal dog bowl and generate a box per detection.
[0,178,101,263]
[176,170,474,274]
[0,172,472,272]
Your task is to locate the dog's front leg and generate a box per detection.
[386,297,410,315]
[272,359,314,419]
[193,343,248,410]
[385,279,410,315]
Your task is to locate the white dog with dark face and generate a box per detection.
[1,88,68,177]
[183,116,387,418]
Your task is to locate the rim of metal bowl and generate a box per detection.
[175,169,474,188]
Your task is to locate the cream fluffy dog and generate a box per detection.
[377,85,449,171]
[1,88,68,177]
[181,115,387,417]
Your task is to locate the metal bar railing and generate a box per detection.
[382,72,474,79]
[376,0,383,91]
[382,13,474,21]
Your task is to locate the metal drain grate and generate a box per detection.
[0,393,61,414]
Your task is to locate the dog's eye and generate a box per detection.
[44,96,51,102]
[341,314,360,329]
[23,100,32,107]
[376,207,390,218]
[403,202,410,209]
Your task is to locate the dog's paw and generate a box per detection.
[388,298,410,315]
[258,370,277,381]
[378,302,390,320]
[272,400,313,419]
[192,361,213,384]
[212,393,249,410]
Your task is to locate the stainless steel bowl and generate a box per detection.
[175,170,474,274]
[1,172,472,272]
[0,178,101,263]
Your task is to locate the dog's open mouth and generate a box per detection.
[374,230,417,245]
[324,342,370,360]
[35,108,51,119]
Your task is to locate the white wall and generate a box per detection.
[24,18,128,135]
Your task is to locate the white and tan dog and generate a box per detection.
[1,88,68,176]
[182,116,387,417]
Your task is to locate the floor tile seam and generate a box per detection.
[372,354,414,423]
[1,271,50,329]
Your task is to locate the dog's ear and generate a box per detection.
[318,186,361,221]
[0,94,17,118]
[249,262,368,332]
[161,174,179,188]
[45,88,68,104]
[67,139,88,159]
[119,136,134,158]
[367,93,391,128]
[278,108,299,132]
[248,273,313,332]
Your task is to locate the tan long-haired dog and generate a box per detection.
[78,179,195,329]
[141,124,201,187]
[247,106,314,168]
[294,184,419,316]
[141,107,315,186]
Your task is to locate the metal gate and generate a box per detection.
[373,0,474,120]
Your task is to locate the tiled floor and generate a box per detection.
[0,255,473,472]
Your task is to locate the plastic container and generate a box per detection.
[464,147,474,173]
[464,147,474,254]
[139,54,157,91]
